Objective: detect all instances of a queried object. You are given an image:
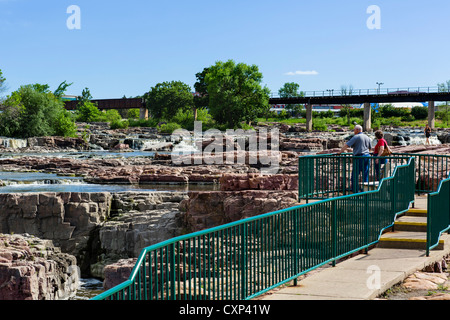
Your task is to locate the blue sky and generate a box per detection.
[1,0,450,99]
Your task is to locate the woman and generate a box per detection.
[373,130,389,180]
[424,124,431,145]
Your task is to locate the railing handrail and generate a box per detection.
[269,86,450,99]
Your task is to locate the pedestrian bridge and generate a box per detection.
[91,152,450,301]
[64,85,450,130]
[269,86,450,104]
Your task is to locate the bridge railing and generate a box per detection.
[91,156,415,301]
[270,86,450,99]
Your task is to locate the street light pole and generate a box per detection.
[376,82,384,94]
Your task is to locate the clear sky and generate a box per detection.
[1,0,450,99]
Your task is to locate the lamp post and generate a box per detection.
[326,89,334,111]
[376,82,384,94]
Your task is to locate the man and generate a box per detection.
[338,125,372,192]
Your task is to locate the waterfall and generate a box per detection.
[0,137,28,149]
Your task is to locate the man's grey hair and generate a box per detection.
[354,125,363,132]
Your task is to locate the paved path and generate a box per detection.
[260,196,450,300]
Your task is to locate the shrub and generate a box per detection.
[76,101,102,122]
[110,119,129,130]
[411,106,428,120]
[379,105,410,118]
[158,122,181,134]
[54,110,78,137]
[277,110,290,120]
[127,108,140,119]
[312,119,328,131]
[129,118,159,128]
[0,85,77,138]
[98,109,122,123]
[171,108,215,131]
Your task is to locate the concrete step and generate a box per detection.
[393,216,428,232]
[377,231,444,251]
[405,208,427,217]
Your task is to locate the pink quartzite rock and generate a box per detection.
[0,233,78,300]
[103,258,137,291]
[219,173,298,191]
[180,190,299,232]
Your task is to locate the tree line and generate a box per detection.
[2,63,448,138]
[0,60,281,138]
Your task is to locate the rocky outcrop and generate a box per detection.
[0,192,111,263]
[93,192,188,278]
[0,157,262,184]
[219,173,298,191]
[102,258,137,291]
[101,190,300,290]
[0,191,191,280]
[280,137,324,152]
[180,190,299,232]
[0,233,79,300]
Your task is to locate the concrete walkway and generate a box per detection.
[260,196,450,300]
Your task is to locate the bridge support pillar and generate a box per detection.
[363,102,372,132]
[140,107,148,120]
[428,101,435,129]
[306,103,313,132]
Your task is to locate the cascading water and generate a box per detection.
[0,137,28,149]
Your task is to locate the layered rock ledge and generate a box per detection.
[0,233,79,300]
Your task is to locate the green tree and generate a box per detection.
[193,68,210,121]
[278,82,304,117]
[75,88,102,122]
[77,101,102,122]
[204,60,270,127]
[53,80,73,98]
[144,81,193,120]
[77,87,93,105]
[0,84,77,138]
[0,69,7,97]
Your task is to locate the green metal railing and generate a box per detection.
[92,156,415,301]
[427,173,450,256]
[393,153,450,194]
[299,153,450,202]
[299,154,411,202]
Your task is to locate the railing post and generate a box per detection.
[365,194,369,254]
[170,243,176,300]
[293,209,299,285]
[391,173,397,228]
[343,156,347,195]
[332,201,337,267]
[426,194,431,257]
[240,224,247,299]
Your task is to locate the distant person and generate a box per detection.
[373,130,389,180]
[424,124,432,145]
[338,125,372,192]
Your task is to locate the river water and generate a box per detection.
[0,171,219,194]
